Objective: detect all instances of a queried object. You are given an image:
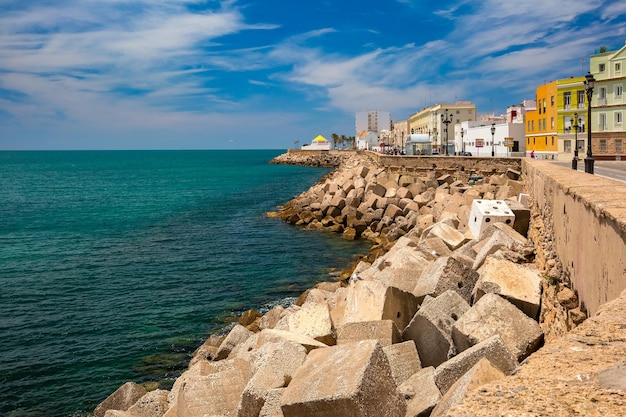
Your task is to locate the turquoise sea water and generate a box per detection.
[0,150,370,417]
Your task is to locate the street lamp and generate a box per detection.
[461,128,465,154]
[571,113,579,170]
[490,123,496,157]
[441,109,452,156]
[584,72,596,174]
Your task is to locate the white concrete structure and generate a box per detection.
[455,122,526,157]
[468,200,515,240]
[301,135,332,150]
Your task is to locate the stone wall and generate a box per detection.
[523,159,626,316]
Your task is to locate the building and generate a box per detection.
[525,81,559,159]
[356,131,380,150]
[355,110,391,137]
[408,102,476,155]
[556,76,587,161]
[301,135,332,150]
[457,121,525,157]
[589,42,626,160]
[391,119,409,151]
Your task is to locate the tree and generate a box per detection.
[330,133,339,149]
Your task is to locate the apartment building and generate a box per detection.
[408,102,476,154]
[557,76,587,160]
[525,81,559,159]
[589,42,626,160]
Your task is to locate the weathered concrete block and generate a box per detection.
[256,329,328,353]
[412,256,479,305]
[472,222,528,270]
[177,358,252,417]
[397,367,442,417]
[384,203,403,219]
[94,382,147,417]
[280,340,406,417]
[126,389,170,417]
[383,340,422,386]
[337,320,401,346]
[403,290,470,368]
[344,279,419,332]
[434,335,517,394]
[282,302,335,345]
[424,222,468,250]
[474,256,542,319]
[468,199,515,240]
[259,388,285,417]
[452,293,544,361]
[430,358,505,417]
[216,324,255,360]
[504,199,531,237]
[237,341,307,417]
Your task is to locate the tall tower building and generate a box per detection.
[355,110,391,136]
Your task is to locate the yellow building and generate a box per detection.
[408,102,476,154]
[525,81,558,159]
[556,76,587,160]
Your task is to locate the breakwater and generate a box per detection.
[94,151,625,416]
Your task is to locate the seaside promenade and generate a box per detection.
[94,150,625,417]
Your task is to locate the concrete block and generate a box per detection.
[468,199,515,240]
[474,256,542,319]
[402,290,470,368]
[237,341,307,417]
[412,256,479,305]
[256,329,328,353]
[504,199,531,237]
[259,388,285,417]
[282,302,335,345]
[280,340,406,417]
[216,325,255,361]
[94,382,147,417]
[126,389,170,417]
[344,279,419,332]
[383,341,422,386]
[430,358,505,417]
[397,367,442,417]
[452,293,544,361]
[434,335,517,394]
[424,222,468,250]
[337,320,402,346]
[472,223,528,270]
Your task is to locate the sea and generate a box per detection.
[0,150,371,417]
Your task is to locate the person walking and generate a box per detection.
[530,150,535,159]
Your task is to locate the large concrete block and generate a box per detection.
[125,389,170,417]
[504,198,531,237]
[280,340,406,417]
[471,223,528,270]
[412,256,479,305]
[237,341,307,417]
[468,200,515,240]
[453,293,544,361]
[281,302,335,345]
[94,382,147,417]
[402,290,470,368]
[424,222,468,250]
[397,367,442,417]
[337,320,402,346]
[382,341,422,386]
[344,279,419,332]
[216,324,255,361]
[474,256,542,319]
[434,335,517,394]
[259,388,285,417]
[256,329,328,353]
[430,358,505,417]
[177,358,252,417]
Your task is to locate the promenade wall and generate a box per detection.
[523,159,626,316]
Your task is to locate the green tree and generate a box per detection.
[330,133,339,149]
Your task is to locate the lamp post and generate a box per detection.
[461,128,465,154]
[571,113,579,170]
[584,72,596,174]
[441,109,452,156]
[490,123,496,157]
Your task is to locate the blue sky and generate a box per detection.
[1,0,625,150]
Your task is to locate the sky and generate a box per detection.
[1,0,626,150]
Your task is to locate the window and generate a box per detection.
[599,63,606,72]
[551,117,554,129]
[600,140,607,151]
[600,113,607,130]
[616,63,622,75]
[617,140,623,153]
[616,111,623,125]
[616,85,623,98]
[564,140,571,152]
[577,90,585,108]
[551,137,554,146]
[564,92,571,109]
[551,96,555,106]
[599,87,606,99]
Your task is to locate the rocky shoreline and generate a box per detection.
[94,151,626,417]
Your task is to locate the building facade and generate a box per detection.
[525,81,559,159]
[556,76,587,160]
[589,42,626,160]
[408,102,476,154]
[355,110,392,137]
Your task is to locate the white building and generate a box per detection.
[456,121,526,157]
[301,135,332,150]
[355,110,391,136]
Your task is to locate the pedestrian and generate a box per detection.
[530,150,535,159]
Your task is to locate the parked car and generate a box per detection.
[431,151,440,156]
[460,151,472,156]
